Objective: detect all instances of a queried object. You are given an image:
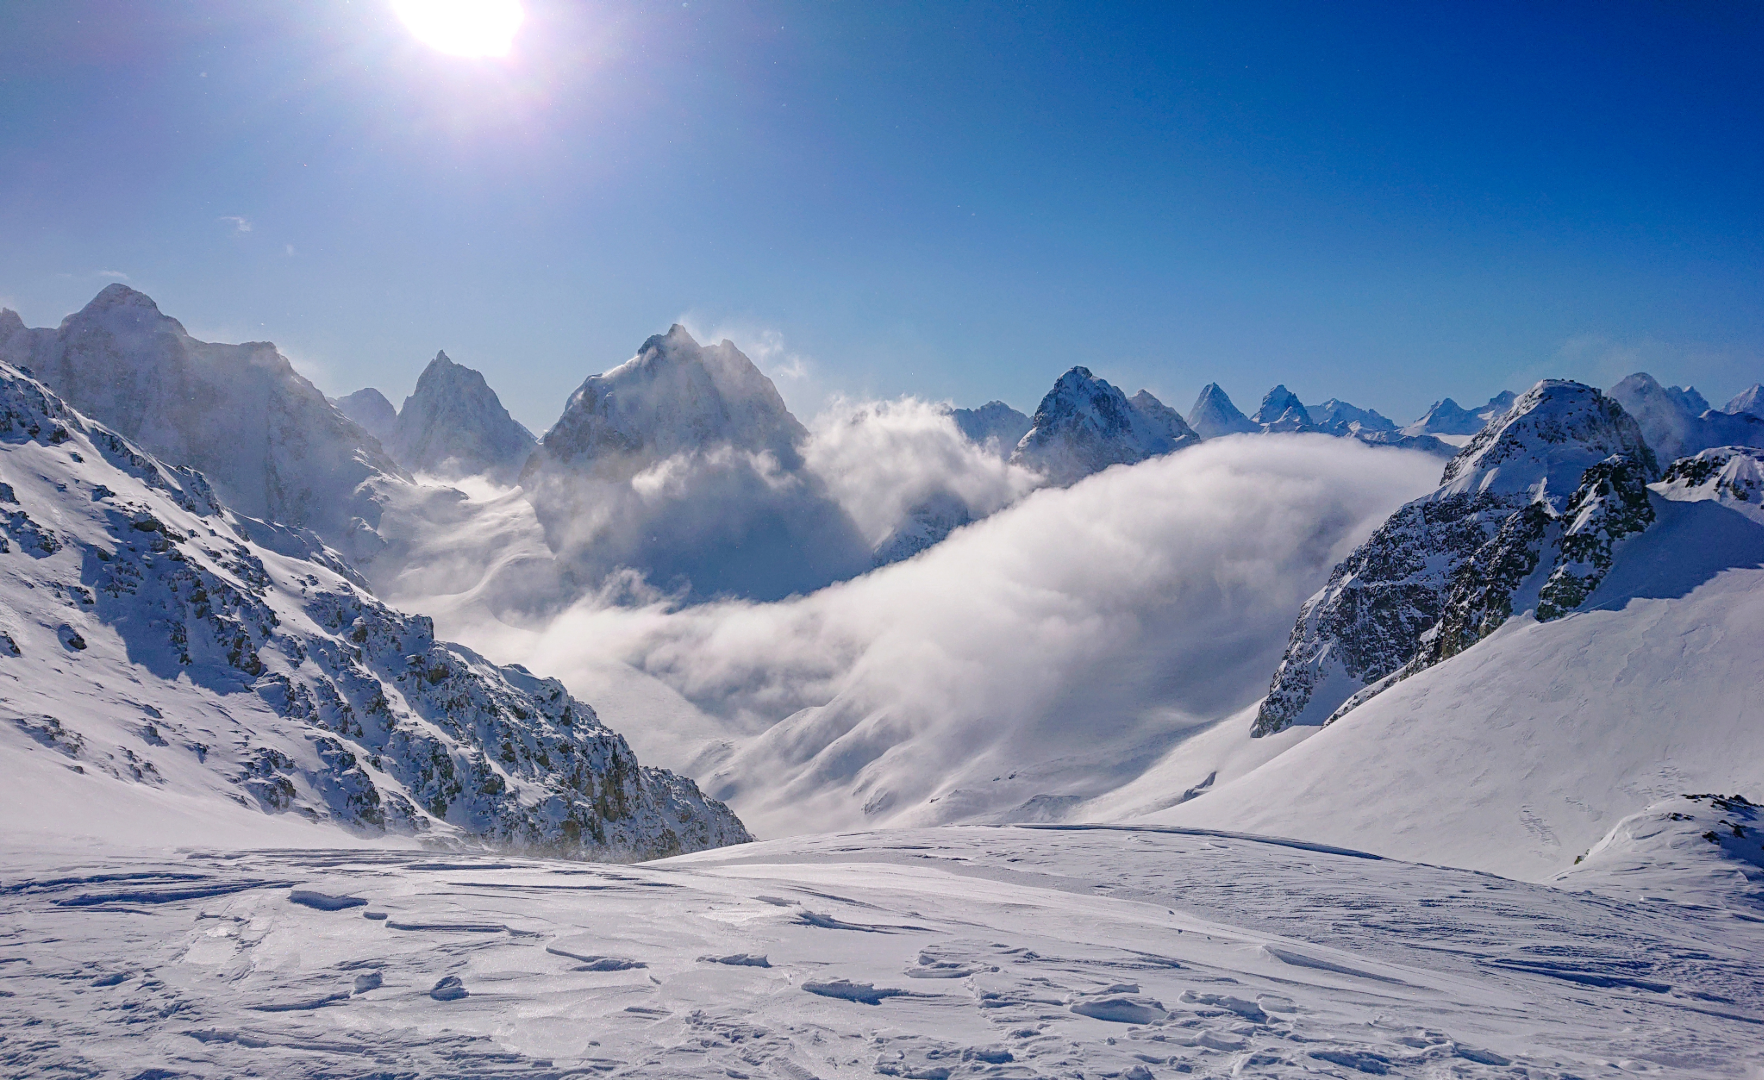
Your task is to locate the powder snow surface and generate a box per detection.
[3,825,1760,1078]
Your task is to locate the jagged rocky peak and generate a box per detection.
[1306,398,1395,435]
[1252,379,1658,737]
[0,359,749,857]
[1185,383,1258,438]
[1401,391,1516,437]
[1607,371,1764,463]
[1010,367,1199,486]
[950,400,1031,456]
[529,324,806,480]
[0,285,407,557]
[1252,385,1312,432]
[389,351,536,483]
[1727,384,1764,419]
[336,387,397,443]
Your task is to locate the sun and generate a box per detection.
[392,0,525,58]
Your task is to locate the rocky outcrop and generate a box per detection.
[1011,368,1199,485]
[389,351,536,482]
[0,360,748,858]
[1252,380,1656,736]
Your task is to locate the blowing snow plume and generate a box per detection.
[466,434,1441,837]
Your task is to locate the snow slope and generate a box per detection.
[1154,479,1764,881]
[2,825,1758,1078]
[1010,367,1198,485]
[389,351,536,482]
[1727,382,1764,419]
[0,361,745,859]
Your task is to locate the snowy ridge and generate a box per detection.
[1608,371,1764,462]
[1400,391,1516,437]
[0,285,407,558]
[0,361,747,858]
[1253,379,1654,735]
[1727,383,1764,419]
[1306,397,1395,435]
[389,351,536,482]
[1011,367,1199,485]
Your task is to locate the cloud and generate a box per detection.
[801,395,1043,547]
[96,270,130,280]
[445,434,1441,838]
[219,215,253,234]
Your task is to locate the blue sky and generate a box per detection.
[1,0,1759,430]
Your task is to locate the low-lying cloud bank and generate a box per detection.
[445,432,1441,838]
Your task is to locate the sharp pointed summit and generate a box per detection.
[388,351,536,483]
[1010,367,1199,486]
[1252,385,1313,432]
[1185,383,1258,438]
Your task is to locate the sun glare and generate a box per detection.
[392,0,525,58]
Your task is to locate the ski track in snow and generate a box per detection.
[3,826,1760,1078]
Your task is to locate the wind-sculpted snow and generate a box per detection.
[0,361,747,859]
[1253,380,1656,735]
[1011,367,1198,485]
[2,826,1760,1078]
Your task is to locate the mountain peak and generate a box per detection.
[82,283,163,315]
[1253,384,1312,431]
[1608,371,1760,462]
[1011,368,1198,485]
[1186,383,1258,438]
[335,387,397,443]
[1441,379,1655,501]
[391,352,534,482]
[1728,384,1764,419]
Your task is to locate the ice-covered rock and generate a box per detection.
[1608,372,1764,462]
[522,325,868,600]
[1655,446,1764,524]
[1253,380,1655,735]
[1010,368,1198,485]
[1727,383,1764,419]
[0,359,748,857]
[1251,385,1313,432]
[335,388,397,444]
[0,286,406,558]
[1185,383,1258,439]
[949,401,1031,457]
[389,351,536,483]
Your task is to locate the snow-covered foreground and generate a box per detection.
[5,826,1761,1079]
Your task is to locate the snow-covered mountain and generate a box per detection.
[1251,384,1313,432]
[1307,397,1396,435]
[389,351,536,483]
[1608,371,1764,462]
[522,325,869,600]
[334,387,397,444]
[949,400,1031,456]
[0,286,406,560]
[1400,390,1517,437]
[0,359,747,858]
[1010,367,1199,485]
[1252,379,1655,735]
[1185,382,1258,438]
[1728,383,1764,419]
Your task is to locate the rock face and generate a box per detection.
[1401,391,1517,437]
[0,360,748,857]
[1010,368,1199,486]
[1608,372,1764,463]
[1727,384,1764,419]
[1252,380,1657,736]
[1251,385,1313,432]
[0,286,406,557]
[389,351,536,483]
[522,325,868,601]
[336,388,397,444]
[950,401,1031,457]
[1185,383,1258,439]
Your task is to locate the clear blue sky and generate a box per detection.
[1,1,1759,430]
